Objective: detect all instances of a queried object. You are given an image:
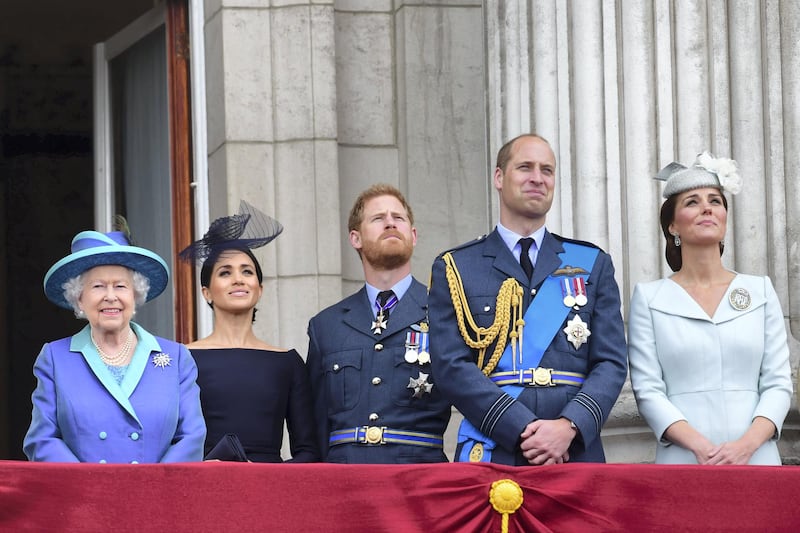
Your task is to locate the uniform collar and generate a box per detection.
[496,222,547,264]
[365,274,413,316]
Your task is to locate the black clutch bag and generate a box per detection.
[204,433,249,462]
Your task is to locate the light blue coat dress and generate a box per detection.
[628,274,792,464]
[24,322,206,463]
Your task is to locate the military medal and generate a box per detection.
[408,371,433,398]
[404,331,420,363]
[417,323,430,365]
[561,278,576,307]
[728,287,751,311]
[371,312,388,335]
[574,277,588,307]
[563,315,591,349]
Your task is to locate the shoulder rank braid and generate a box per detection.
[442,252,525,375]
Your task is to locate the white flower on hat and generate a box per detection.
[695,151,742,195]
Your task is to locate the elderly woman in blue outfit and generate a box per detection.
[23,226,206,463]
[628,153,792,465]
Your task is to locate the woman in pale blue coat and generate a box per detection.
[628,153,792,465]
[24,226,206,463]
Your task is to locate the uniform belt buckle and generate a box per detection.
[531,367,555,387]
[361,426,386,445]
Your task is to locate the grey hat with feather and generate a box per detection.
[655,152,742,198]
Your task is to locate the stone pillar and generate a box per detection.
[394,1,488,275]
[204,0,339,352]
[334,3,397,294]
[780,1,800,338]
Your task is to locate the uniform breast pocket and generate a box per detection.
[323,350,362,413]
[391,347,443,409]
[466,293,501,329]
[552,310,591,358]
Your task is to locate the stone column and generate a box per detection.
[204,0,339,352]
[394,1,488,274]
[781,1,800,337]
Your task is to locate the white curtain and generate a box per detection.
[111,25,174,338]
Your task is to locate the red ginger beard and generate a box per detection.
[360,229,414,271]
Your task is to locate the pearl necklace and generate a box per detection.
[92,328,134,366]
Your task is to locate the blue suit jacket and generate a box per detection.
[307,278,451,463]
[428,229,627,464]
[23,323,206,463]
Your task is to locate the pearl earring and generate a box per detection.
[673,234,681,247]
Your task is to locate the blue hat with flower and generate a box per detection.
[44,230,169,309]
[656,151,742,198]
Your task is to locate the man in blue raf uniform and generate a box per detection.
[428,134,627,466]
[307,184,450,463]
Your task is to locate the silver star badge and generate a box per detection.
[371,312,388,335]
[407,371,433,398]
[563,315,591,350]
[152,352,172,369]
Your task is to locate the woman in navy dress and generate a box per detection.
[181,201,318,462]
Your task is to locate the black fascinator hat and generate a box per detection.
[179,200,283,264]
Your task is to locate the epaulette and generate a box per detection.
[550,232,606,253]
[438,234,489,256]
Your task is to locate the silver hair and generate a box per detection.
[62,269,151,319]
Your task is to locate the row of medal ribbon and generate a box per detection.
[404,330,430,365]
[562,277,588,308]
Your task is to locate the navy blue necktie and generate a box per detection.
[518,238,534,280]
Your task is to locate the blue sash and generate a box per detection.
[457,242,599,462]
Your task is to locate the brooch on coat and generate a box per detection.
[728,288,751,311]
[151,352,172,369]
